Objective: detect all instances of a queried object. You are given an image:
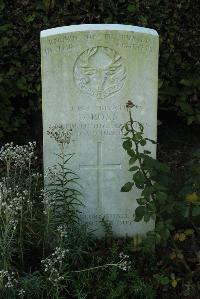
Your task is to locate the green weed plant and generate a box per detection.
[121,100,200,293]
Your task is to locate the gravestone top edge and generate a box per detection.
[40,24,158,38]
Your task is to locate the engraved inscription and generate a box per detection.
[57,103,147,137]
[47,34,77,45]
[104,33,152,51]
[65,123,123,137]
[81,211,135,226]
[43,32,153,57]
[74,46,126,99]
[42,34,78,56]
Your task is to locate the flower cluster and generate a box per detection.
[18,288,26,297]
[0,182,24,218]
[44,165,59,181]
[118,252,131,271]
[47,125,72,145]
[42,190,56,215]
[41,247,69,284]
[0,179,9,198]
[32,172,42,179]
[0,143,15,163]
[57,224,68,239]
[0,142,36,170]
[0,270,17,288]
[42,247,68,270]
[1,195,22,216]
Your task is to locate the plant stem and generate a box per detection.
[72,262,121,273]
[169,233,192,275]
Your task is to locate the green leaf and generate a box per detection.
[136,197,147,205]
[192,205,200,217]
[140,139,146,146]
[135,206,145,221]
[161,276,170,285]
[133,171,146,184]
[179,102,193,114]
[135,132,143,140]
[144,212,151,222]
[129,156,137,165]
[24,14,36,23]
[184,229,194,236]
[122,139,132,150]
[129,165,139,171]
[143,156,157,168]
[0,24,12,32]
[144,156,170,173]
[141,186,155,197]
[176,202,190,218]
[145,138,157,144]
[121,182,134,192]
[127,3,139,13]
[156,191,168,201]
[127,149,136,157]
[180,79,193,87]
[156,162,170,173]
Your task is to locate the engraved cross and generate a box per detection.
[79,142,121,207]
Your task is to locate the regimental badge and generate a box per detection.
[74,46,126,99]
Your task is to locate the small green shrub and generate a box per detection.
[121,100,200,295]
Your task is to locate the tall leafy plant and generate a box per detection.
[121,100,200,277]
[43,125,82,250]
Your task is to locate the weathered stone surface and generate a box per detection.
[41,24,159,237]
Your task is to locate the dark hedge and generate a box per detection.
[1,0,199,139]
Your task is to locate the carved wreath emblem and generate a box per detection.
[74,46,126,99]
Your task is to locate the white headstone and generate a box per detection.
[41,24,159,237]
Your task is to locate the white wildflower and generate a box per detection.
[0,142,37,170]
[47,125,72,145]
[0,270,17,288]
[42,190,56,215]
[118,252,131,271]
[18,288,25,297]
[57,224,68,239]
[41,247,68,284]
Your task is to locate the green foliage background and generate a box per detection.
[0,0,199,139]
